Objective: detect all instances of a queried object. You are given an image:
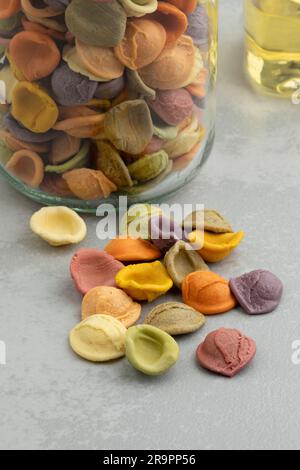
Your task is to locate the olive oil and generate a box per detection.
[245,0,300,97]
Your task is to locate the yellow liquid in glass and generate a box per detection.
[245,0,300,97]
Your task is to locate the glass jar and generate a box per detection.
[245,0,300,97]
[0,0,218,213]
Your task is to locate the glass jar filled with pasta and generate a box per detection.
[0,0,218,212]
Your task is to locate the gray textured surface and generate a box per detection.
[1,1,300,450]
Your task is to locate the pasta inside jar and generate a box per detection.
[0,0,218,212]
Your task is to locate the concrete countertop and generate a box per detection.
[1,0,300,450]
